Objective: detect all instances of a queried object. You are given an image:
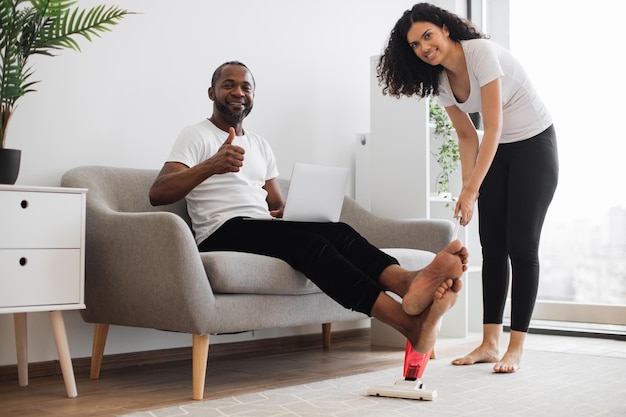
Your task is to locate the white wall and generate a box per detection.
[1,0,464,366]
[7,0,430,188]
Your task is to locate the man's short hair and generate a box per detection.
[211,61,255,89]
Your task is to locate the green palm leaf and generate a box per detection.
[33,4,130,53]
[0,0,133,147]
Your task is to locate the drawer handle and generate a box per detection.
[20,200,29,209]
[19,257,28,266]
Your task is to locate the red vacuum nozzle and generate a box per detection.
[403,340,431,380]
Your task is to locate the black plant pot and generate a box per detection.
[0,148,21,184]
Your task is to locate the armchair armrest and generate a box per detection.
[339,197,454,253]
[83,205,216,334]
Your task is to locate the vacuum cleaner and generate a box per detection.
[367,340,437,400]
[367,216,461,401]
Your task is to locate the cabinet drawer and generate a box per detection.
[0,191,82,248]
[0,249,81,308]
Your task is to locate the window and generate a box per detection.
[507,0,626,327]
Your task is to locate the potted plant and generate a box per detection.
[0,0,132,184]
[429,98,460,200]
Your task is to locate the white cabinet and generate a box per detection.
[368,57,430,220]
[0,185,86,398]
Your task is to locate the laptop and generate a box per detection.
[281,163,349,222]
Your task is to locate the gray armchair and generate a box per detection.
[61,165,454,400]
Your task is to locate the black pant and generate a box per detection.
[479,125,559,332]
[198,218,399,315]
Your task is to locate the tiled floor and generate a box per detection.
[119,332,626,417]
[438,331,626,359]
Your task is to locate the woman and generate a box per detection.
[377,3,558,373]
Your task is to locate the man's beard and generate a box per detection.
[215,100,252,124]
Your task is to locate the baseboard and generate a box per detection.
[0,328,369,383]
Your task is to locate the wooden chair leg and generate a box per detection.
[192,334,210,401]
[90,323,109,379]
[430,348,436,359]
[322,322,331,349]
[13,313,28,387]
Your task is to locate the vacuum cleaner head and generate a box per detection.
[367,378,437,400]
[367,341,437,401]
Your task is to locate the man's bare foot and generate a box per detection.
[434,278,463,299]
[451,344,500,366]
[402,240,468,315]
[493,350,521,373]
[409,279,461,354]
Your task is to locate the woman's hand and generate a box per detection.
[454,187,479,226]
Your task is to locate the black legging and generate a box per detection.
[198,219,399,315]
[479,125,558,332]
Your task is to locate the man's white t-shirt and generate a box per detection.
[167,119,279,244]
[437,39,552,144]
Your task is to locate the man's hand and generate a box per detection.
[269,207,284,219]
[207,127,245,174]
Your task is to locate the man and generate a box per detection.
[149,61,467,353]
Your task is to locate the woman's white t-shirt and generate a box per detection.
[167,119,279,244]
[437,39,552,144]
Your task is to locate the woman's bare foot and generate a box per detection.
[409,279,462,354]
[451,344,500,366]
[493,349,522,373]
[402,240,468,315]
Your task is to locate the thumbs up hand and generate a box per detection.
[208,127,245,174]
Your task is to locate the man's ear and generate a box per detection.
[208,87,215,101]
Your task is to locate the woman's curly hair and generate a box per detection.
[377,3,486,98]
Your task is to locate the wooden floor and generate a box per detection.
[2,327,622,417]
[0,329,415,417]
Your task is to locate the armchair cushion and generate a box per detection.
[381,248,436,271]
[202,252,320,295]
